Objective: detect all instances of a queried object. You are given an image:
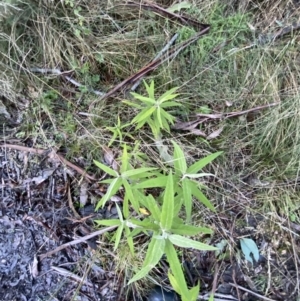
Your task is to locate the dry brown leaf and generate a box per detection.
[207,126,224,140]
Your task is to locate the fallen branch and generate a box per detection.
[131,33,179,91]
[123,1,208,31]
[39,225,117,260]
[89,25,210,108]
[174,102,280,138]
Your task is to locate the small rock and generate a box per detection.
[147,286,178,301]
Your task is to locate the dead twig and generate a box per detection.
[39,225,118,260]
[174,102,280,138]
[228,283,277,301]
[0,144,96,182]
[51,266,94,287]
[131,33,179,91]
[123,1,208,31]
[89,25,210,108]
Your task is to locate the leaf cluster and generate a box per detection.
[94,142,222,301]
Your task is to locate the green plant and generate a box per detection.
[123,80,182,138]
[93,144,158,213]
[105,116,133,146]
[95,170,218,301]
[135,141,222,222]
[94,137,222,300]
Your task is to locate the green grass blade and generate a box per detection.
[187,152,223,174]
[93,160,118,177]
[168,234,217,250]
[161,171,174,231]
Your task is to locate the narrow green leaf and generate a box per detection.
[122,167,157,178]
[120,144,129,173]
[130,92,156,105]
[174,193,184,216]
[94,219,121,226]
[125,225,135,255]
[172,141,187,175]
[129,237,165,284]
[144,80,155,99]
[155,107,163,128]
[159,93,180,103]
[123,179,139,212]
[147,118,160,138]
[100,178,116,184]
[122,100,143,109]
[165,240,189,298]
[168,272,181,295]
[134,175,168,189]
[182,178,192,222]
[129,218,160,232]
[160,108,176,124]
[114,224,124,251]
[143,237,165,267]
[116,203,123,222]
[171,224,213,236]
[168,234,217,251]
[187,152,223,174]
[161,171,174,231]
[157,87,179,103]
[190,182,215,212]
[189,284,200,301]
[132,106,156,124]
[95,177,122,210]
[123,193,129,219]
[161,115,171,132]
[160,101,182,108]
[128,265,152,284]
[93,160,118,177]
[144,194,161,222]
